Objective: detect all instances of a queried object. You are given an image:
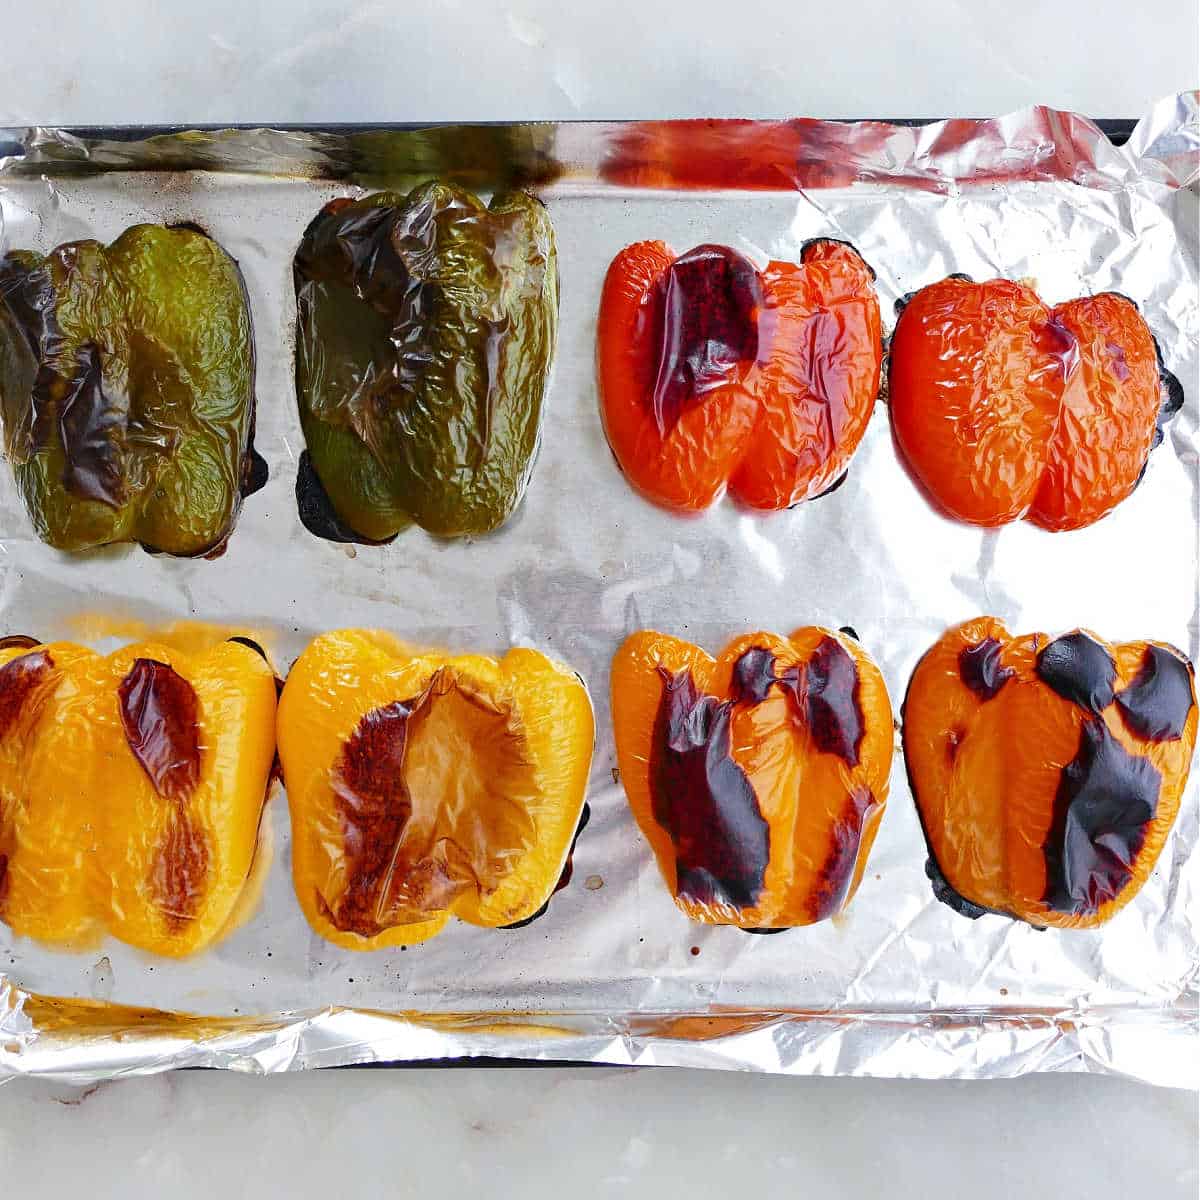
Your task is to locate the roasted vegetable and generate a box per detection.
[888,278,1183,531]
[293,184,558,542]
[598,238,881,512]
[0,224,262,554]
[610,627,893,927]
[277,630,593,949]
[904,618,1197,928]
[0,636,277,955]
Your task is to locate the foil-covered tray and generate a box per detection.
[0,94,1196,1087]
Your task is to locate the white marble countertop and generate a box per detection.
[0,1,1196,1195]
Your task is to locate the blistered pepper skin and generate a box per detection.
[889,278,1179,531]
[0,638,277,956]
[0,225,260,555]
[293,184,558,542]
[610,627,893,927]
[597,238,881,513]
[277,630,594,950]
[903,618,1197,928]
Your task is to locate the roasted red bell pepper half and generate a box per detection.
[597,239,882,512]
[888,278,1183,531]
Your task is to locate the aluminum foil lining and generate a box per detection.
[0,93,1196,1087]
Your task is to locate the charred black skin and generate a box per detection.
[1116,645,1195,743]
[295,450,394,547]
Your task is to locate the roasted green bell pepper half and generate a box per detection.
[293,183,558,542]
[0,224,260,555]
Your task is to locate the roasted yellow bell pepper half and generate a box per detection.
[277,630,594,950]
[0,636,277,956]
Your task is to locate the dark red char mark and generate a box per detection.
[1115,646,1195,743]
[647,245,762,436]
[650,666,769,911]
[0,649,55,742]
[329,698,418,936]
[811,788,876,921]
[0,649,55,914]
[118,659,207,928]
[958,637,1014,701]
[803,636,863,766]
[1042,717,1160,916]
[1036,632,1116,713]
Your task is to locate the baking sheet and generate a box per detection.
[0,94,1196,1086]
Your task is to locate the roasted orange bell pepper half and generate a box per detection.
[277,630,594,950]
[904,618,1196,928]
[889,278,1183,530]
[611,627,893,927]
[598,239,882,512]
[0,636,278,955]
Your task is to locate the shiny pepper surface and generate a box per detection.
[293,184,558,542]
[904,618,1196,928]
[598,239,881,512]
[611,627,893,927]
[888,278,1182,530]
[0,637,277,955]
[0,225,260,554]
[277,630,593,949]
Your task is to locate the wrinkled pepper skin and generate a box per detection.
[293,184,558,542]
[0,637,277,955]
[277,630,593,949]
[598,239,881,513]
[889,278,1183,531]
[611,627,893,927]
[903,618,1196,928]
[0,224,261,554]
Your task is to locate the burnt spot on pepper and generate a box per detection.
[0,649,55,742]
[650,666,768,910]
[118,659,202,802]
[329,698,416,937]
[152,804,210,930]
[0,635,40,651]
[925,855,989,920]
[1042,717,1161,916]
[730,646,788,704]
[118,659,208,929]
[1036,632,1116,713]
[0,852,8,907]
[1034,314,1081,380]
[55,344,128,508]
[1115,646,1195,743]
[648,245,762,436]
[500,802,592,930]
[811,787,877,921]
[295,450,396,547]
[804,635,863,766]
[1152,338,1185,451]
[800,237,876,280]
[958,637,1014,701]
